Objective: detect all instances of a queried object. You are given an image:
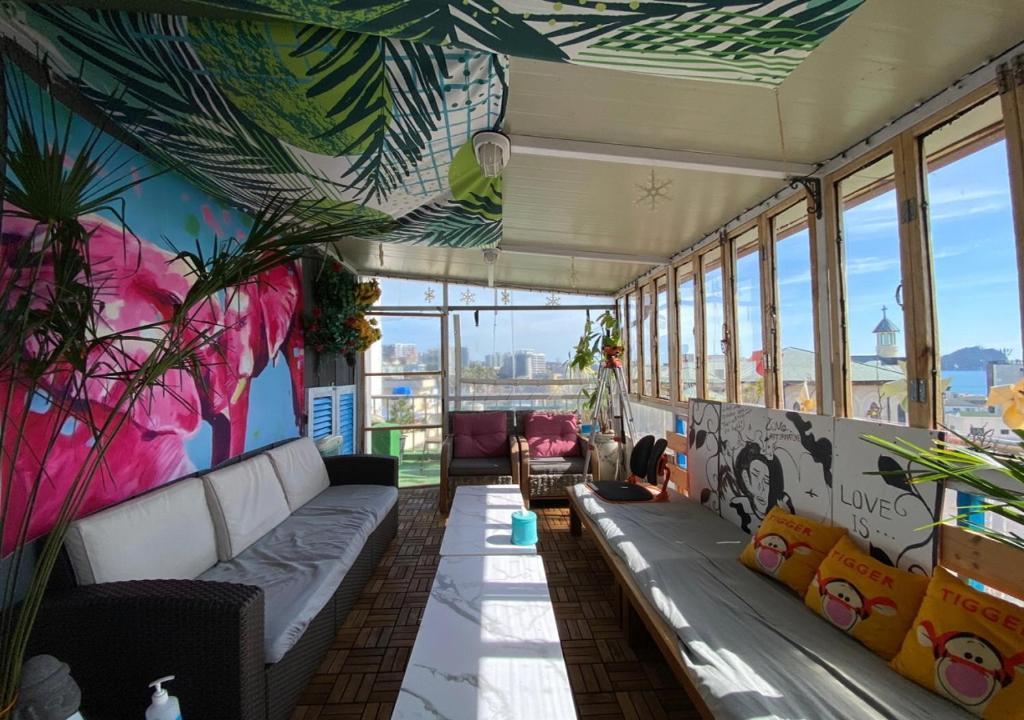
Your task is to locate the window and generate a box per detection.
[676,264,697,400]
[772,199,818,412]
[734,227,764,406]
[837,153,908,425]
[364,314,444,487]
[627,292,639,393]
[702,248,727,401]
[656,276,670,399]
[922,96,1021,434]
[641,284,655,396]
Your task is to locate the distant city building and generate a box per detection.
[989,362,1024,389]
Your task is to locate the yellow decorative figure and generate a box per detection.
[987,380,1024,429]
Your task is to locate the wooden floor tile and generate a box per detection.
[292,487,700,719]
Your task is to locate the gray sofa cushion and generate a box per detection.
[528,456,586,476]
[202,455,291,561]
[198,484,398,664]
[264,437,330,511]
[449,457,512,477]
[65,477,218,585]
[570,485,970,720]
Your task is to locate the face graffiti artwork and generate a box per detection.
[917,621,1024,715]
[752,533,811,576]
[811,573,897,632]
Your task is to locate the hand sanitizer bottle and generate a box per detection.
[145,676,182,720]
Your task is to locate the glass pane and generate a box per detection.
[677,274,697,400]
[734,229,764,406]
[703,252,726,401]
[838,154,907,425]
[657,279,670,399]
[368,315,442,373]
[366,425,441,488]
[447,283,612,307]
[367,375,442,426]
[448,307,600,411]
[368,276,442,307]
[627,293,639,392]
[923,96,1022,435]
[641,285,654,396]
[774,199,818,412]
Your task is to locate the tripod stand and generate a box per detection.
[581,362,636,481]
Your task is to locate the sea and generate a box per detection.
[944,369,988,397]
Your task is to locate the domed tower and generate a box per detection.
[873,305,900,359]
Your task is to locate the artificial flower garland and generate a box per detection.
[305,263,382,358]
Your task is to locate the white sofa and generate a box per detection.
[32,438,399,720]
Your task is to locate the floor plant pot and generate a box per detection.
[593,432,624,481]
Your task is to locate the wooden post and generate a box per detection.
[894,132,939,429]
[758,213,780,408]
[1000,59,1024,364]
[720,231,738,403]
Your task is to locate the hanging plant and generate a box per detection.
[305,268,382,358]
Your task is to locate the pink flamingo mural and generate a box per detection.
[1,208,304,553]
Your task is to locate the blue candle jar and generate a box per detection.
[511,510,538,546]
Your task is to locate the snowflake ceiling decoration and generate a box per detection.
[545,292,561,306]
[424,288,436,303]
[635,169,672,211]
[500,289,511,305]
[460,289,476,305]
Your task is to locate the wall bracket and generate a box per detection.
[788,176,823,219]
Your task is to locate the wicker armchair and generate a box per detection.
[439,410,521,514]
[516,411,595,506]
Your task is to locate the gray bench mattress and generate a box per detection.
[571,485,970,720]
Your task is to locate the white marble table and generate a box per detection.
[439,485,536,556]
[392,554,576,720]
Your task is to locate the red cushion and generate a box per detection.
[525,413,580,458]
[452,412,508,458]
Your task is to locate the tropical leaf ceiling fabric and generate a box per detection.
[1,1,863,249]
[2,2,507,247]
[180,0,864,85]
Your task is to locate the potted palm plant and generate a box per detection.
[862,381,1024,550]
[0,62,385,713]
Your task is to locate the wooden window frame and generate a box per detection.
[728,221,764,407]
[764,194,822,412]
[626,290,640,396]
[674,261,697,404]
[653,274,671,400]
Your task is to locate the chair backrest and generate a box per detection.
[520,411,581,458]
[448,410,514,458]
[514,409,578,434]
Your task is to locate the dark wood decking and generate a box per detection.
[292,486,700,720]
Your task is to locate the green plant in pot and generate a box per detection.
[862,382,1024,550]
[570,311,622,435]
[0,63,381,712]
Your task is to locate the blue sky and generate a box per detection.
[373,140,1019,369]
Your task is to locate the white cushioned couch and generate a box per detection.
[30,438,399,720]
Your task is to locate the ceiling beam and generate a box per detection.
[498,241,668,266]
[509,134,816,179]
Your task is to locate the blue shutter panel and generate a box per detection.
[337,388,356,454]
[310,395,334,440]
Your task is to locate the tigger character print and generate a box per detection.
[810,572,897,632]
[751,532,811,576]
[917,620,1024,715]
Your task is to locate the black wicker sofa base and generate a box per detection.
[27,449,399,720]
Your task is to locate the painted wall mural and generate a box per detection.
[1,84,305,554]
[1,2,506,248]
[177,0,864,86]
[689,400,942,574]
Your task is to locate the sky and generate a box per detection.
[371,139,1019,370]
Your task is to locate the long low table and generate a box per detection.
[393,485,575,720]
[439,484,536,556]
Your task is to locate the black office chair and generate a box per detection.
[589,435,669,502]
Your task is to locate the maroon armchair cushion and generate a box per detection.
[525,412,580,458]
[452,412,508,458]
